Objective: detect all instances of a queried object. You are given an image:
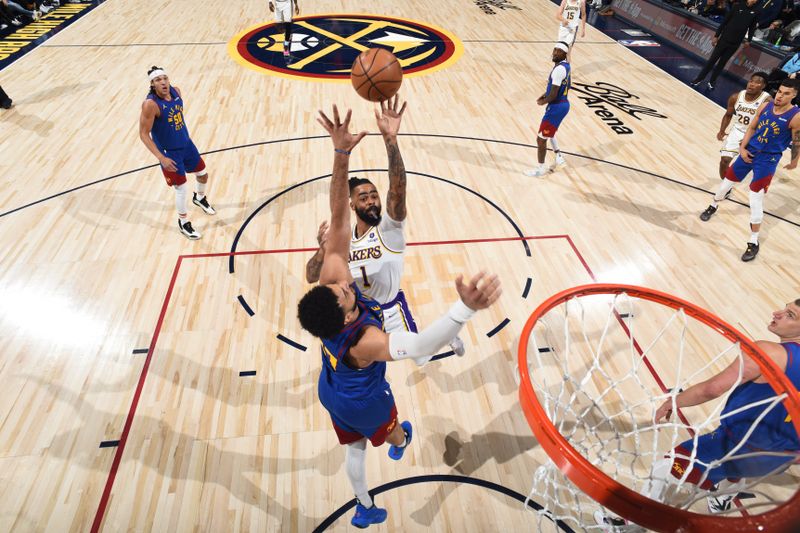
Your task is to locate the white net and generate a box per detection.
[521,291,800,532]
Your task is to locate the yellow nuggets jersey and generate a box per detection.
[348,215,405,305]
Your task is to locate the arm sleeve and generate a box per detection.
[549,65,567,86]
[388,301,475,360]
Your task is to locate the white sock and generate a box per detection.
[345,440,373,508]
[550,136,560,153]
[174,183,188,215]
[713,178,736,203]
[195,180,206,201]
[749,232,759,245]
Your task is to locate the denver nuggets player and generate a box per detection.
[556,0,585,61]
[138,66,216,240]
[700,79,800,261]
[596,298,800,528]
[268,0,300,58]
[525,44,571,178]
[716,72,770,180]
[297,104,501,528]
[306,96,465,365]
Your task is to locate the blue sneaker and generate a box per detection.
[388,421,412,460]
[351,502,388,528]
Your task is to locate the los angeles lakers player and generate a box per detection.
[556,0,586,61]
[268,0,300,58]
[306,95,465,365]
[297,104,501,528]
[716,72,770,180]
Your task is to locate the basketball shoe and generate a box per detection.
[524,165,549,177]
[593,511,645,532]
[699,205,717,221]
[551,152,567,170]
[178,219,201,240]
[192,193,216,215]
[351,502,388,528]
[741,242,759,261]
[388,421,413,460]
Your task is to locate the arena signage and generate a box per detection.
[570,81,667,135]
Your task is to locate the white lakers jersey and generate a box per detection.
[732,90,769,133]
[563,0,582,28]
[348,215,405,304]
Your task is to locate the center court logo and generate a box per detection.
[228,14,463,81]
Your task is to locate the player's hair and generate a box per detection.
[780,78,800,93]
[751,71,769,84]
[348,177,374,194]
[148,65,164,95]
[298,285,346,339]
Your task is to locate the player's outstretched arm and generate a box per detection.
[653,340,785,422]
[375,95,409,221]
[317,106,367,285]
[350,271,502,363]
[305,221,329,283]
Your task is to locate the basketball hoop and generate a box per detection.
[518,284,800,533]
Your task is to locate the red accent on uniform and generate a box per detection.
[331,405,399,447]
[724,165,743,183]
[538,120,558,138]
[190,157,206,174]
[669,446,716,489]
[161,168,187,187]
[750,175,772,192]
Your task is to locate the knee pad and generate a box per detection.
[749,189,765,225]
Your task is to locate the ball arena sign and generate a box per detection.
[228,14,463,81]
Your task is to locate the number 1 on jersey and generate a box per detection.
[360,266,371,287]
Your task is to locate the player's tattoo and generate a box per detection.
[385,139,407,220]
[792,130,800,162]
[306,248,324,283]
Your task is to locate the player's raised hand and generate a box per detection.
[455,271,502,311]
[316,220,330,248]
[374,94,407,139]
[317,105,368,152]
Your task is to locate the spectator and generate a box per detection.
[2,0,39,21]
[766,47,800,98]
[691,0,761,90]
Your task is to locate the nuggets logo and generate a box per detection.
[228,14,463,81]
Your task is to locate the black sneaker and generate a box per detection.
[178,219,201,240]
[707,81,715,90]
[192,193,216,215]
[699,205,717,221]
[690,78,702,87]
[741,242,759,262]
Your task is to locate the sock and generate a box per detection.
[195,180,206,201]
[550,136,560,153]
[345,440,373,508]
[174,183,188,215]
[749,232,759,245]
[713,178,736,203]
[397,428,409,448]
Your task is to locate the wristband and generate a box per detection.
[334,148,351,155]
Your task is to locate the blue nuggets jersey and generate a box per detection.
[319,284,386,399]
[546,61,571,104]
[147,86,191,151]
[721,342,800,452]
[747,102,800,154]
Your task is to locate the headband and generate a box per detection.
[555,42,569,53]
[148,69,167,81]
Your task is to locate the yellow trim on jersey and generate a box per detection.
[352,224,375,243]
[396,303,412,331]
[322,345,338,371]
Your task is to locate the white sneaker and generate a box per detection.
[551,153,567,170]
[449,336,466,356]
[192,193,216,215]
[707,493,734,513]
[33,10,41,20]
[178,219,201,240]
[523,166,549,177]
[593,510,644,532]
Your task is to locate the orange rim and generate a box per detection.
[517,284,800,533]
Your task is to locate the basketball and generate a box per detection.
[350,48,403,102]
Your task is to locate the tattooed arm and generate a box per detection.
[375,95,409,222]
[787,113,800,170]
[304,221,329,283]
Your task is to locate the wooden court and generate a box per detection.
[1,0,799,531]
